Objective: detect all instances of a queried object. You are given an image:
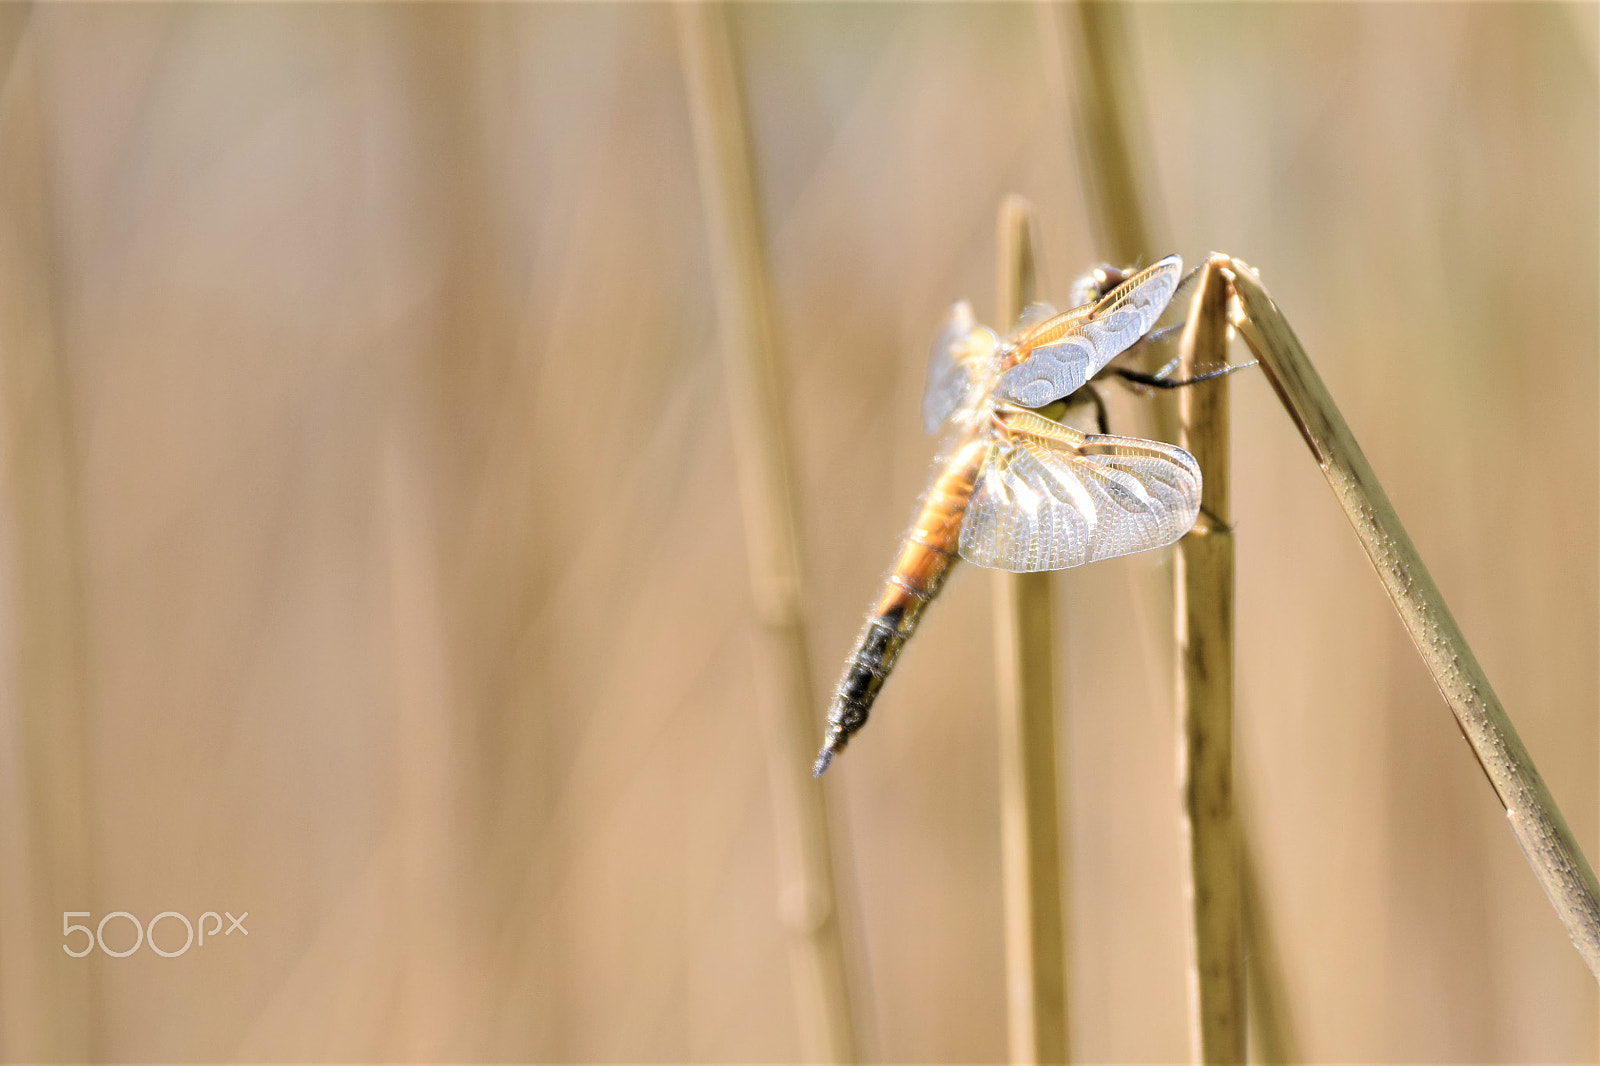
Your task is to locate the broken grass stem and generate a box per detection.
[1227,260,1600,980]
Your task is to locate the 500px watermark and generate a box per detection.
[61,910,248,958]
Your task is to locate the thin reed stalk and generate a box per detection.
[1174,257,1243,1062]
[1042,0,1176,446]
[1035,10,1167,1052]
[0,8,25,82]
[992,195,1068,1065]
[0,21,96,1060]
[1227,260,1600,979]
[1041,1,1155,265]
[676,6,858,1060]
[1044,7,1301,1046]
[1239,820,1300,1064]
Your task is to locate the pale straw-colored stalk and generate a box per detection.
[1049,3,1276,1052]
[993,195,1069,1065]
[1031,8,1166,1057]
[676,5,858,1059]
[1227,260,1600,979]
[0,18,97,1059]
[1174,257,1244,1062]
[1042,1,1155,265]
[1045,6,1300,1049]
[1239,823,1300,1063]
[1042,0,1176,445]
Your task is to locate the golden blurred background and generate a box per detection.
[0,2,1594,1061]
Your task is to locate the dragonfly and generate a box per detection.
[813,254,1214,776]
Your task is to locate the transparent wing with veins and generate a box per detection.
[1015,301,1059,331]
[959,407,1201,572]
[921,300,998,433]
[994,254,1184,408]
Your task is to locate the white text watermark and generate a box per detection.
[62,910,248,958]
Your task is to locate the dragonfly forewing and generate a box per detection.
[995,254,1183,408]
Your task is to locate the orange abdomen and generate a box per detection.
[813,437,991,775]
[874,437,990,621]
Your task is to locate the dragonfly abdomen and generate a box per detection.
[813,439,990,775]
[820,616,904,770]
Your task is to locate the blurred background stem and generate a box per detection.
[677,5,858,1060]
[1043,0,1175,443]
[0,13,96,1059]
[993,195,1068,1065]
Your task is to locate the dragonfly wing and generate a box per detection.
[995,254,1184,408]
[993,333,1097,409]
[958,409,1201,572]
[1015,301,1059,331]
[922,301,996,434]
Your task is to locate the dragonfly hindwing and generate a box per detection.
[958,409,1201,572]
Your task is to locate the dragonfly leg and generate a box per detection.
[1110,359,1257,391]
[1111,262,1254,390]
[1173,262,1204,301]
[1106,321,1187,377]
[1085,384,1109,435]
[1138,322,1187,350]
[1052,384,1109,435]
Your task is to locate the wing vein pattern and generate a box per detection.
[922,301,998,434]
[958,409,1201,572]
[994,254,1183,408]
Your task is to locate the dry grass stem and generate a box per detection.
[676,5,858,1059]
[1174,257,1244,1062]
[1048,10,1283,1050]
[1227,260,1600,979]
[1239,819,1301,1064]
[0,23,96,1059]
[992,195,1069,1065]
[0,8,26,88]
[1044,0,1176,445]
[1043,1,1153,265]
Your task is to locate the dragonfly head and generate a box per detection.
[1068,263,1133,310]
